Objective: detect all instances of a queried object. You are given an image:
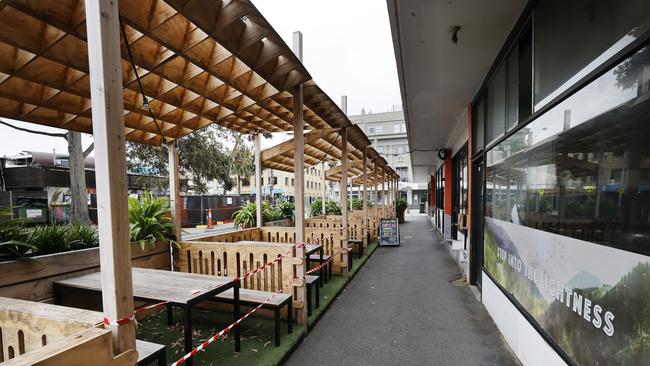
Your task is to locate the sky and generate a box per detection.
[0,0,401,157]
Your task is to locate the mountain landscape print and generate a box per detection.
[483,217,650,365]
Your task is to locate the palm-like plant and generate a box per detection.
[0,208,35,260]
[310,197,323,217]
[326,200,342,215]
[276,200,295,220]
[232,201,256,228]
[128,192,175,249]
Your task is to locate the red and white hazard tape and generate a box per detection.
[102,241,306,327]
[170,277,300,366]
[103,301,170,326]
[234,243,304,282]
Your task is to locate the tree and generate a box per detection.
[0,119,93,223]
[231,145,254,195]
[126,125,233,194]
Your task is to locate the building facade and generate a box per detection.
[348,109,428,210]
[228,165,327,204]
[390,1,650,365]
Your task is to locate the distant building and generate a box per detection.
[347,108,428,210]
[225,165,328,205]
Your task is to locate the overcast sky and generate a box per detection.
[0,0,401,157]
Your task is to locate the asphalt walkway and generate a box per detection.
[285,214,520,366]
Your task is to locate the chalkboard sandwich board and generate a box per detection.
[379,218,400,246]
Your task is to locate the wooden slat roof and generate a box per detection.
[260,125,381,173]
[0,0,355,145]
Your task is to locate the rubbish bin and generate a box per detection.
[419,202,425,213]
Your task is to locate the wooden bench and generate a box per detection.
[305,275,320,317]
[136,339,166,366]
[308,254,333,284]
[210,288,293,347]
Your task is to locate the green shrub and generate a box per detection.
[0,208,35,260]
[396,197,408,211]
[326,200,342,215]
[232,201,256,228]
[128,192,175,249]
[65,222,99,250]
[29,224,69,255]
[310,197,323,217]
[276,200,295,220]
[351,196,363,210]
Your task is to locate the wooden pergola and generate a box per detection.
[0,0,399,363]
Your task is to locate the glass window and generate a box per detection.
[486,63,507,143]
[473,97,485,154]
[533,0,650,110]
[506,45,519,130]
[487,44,650,255]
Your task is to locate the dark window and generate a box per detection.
[486,63,507,143]
[533,0,650,110]
[473,97,485,155]
[506,45,519,130]
[486,44,650,255]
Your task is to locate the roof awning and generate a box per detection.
[0,0,354,145]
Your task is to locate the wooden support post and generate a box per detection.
[168,143,181,242]
[255,133,263,227]
[292,31,307,326]
[374,161,379,220]
[84,0,135,354]
[340,127,349,274]
[382,170,387,218]
[362,147,368,252]
[321,161,327,216]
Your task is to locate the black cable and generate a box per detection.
[119,18,168,144]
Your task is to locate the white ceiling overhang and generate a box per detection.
[387,0,527,181]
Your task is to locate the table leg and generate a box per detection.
[319,248,324,287]
[183,306,193,366]
[315,281,320,309]
[234,282,241,352]
[53,284,62,305]
[287,301,293,334]
[167,303,173,325]
[274,308,280,347]
[158,349,167,366]
[307,283,312,316]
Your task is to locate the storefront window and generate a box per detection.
[488,44,650,255]
[484,43,650,366]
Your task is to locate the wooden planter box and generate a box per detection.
[0,241,170,303]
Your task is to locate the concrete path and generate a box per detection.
[285,214,520,366]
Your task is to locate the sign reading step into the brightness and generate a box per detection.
[379,218,400,246]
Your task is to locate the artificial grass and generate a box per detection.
[137,307,304,366]
[136,241,379,365]
[307,241,378,327]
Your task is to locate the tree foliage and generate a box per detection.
[126,126,233,194]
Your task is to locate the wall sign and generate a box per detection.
[484,217,650,365]
[379,218,400,246]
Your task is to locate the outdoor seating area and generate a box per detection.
[0,1,399,365]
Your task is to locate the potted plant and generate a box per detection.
[396,197,408,223]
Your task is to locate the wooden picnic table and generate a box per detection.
[53,268,240,366]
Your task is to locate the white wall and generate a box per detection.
[482,273,567,366]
